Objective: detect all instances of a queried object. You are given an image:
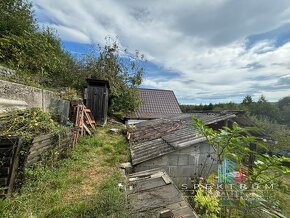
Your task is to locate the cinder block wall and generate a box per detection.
[134,142,218,187]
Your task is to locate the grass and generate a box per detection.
[0,123,131,218]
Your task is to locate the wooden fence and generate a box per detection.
[0,137,22,198]
[0,128,75,198]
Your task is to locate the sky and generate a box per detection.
[31,0,290,104]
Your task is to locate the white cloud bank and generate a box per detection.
[32,0,290,103]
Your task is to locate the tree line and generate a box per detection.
[181,95,290,126]
[181,95,290,152]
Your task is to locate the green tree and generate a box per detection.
[193,117,290,217]
[278,96,290,126]
[83,41,145,115]
[0,0,35,36]
[249,95,280,122]
[242,95,253,105]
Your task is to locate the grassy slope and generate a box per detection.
[0,123,130,218]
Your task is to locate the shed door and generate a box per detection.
[87,86,105,124]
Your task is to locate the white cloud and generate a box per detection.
[32,0,290,103]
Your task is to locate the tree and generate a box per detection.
[248,95,280,122]
[242,95,253,105]
[0,0,83,89]
[0,29,82,88]
[83,40,145,115]
[278,96,290,126]
[258,95,267,103]
[0,0,35,36]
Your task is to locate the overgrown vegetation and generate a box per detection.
[0,0,145,115]
[83,41,144,115]
[192,118,290,218]
[0,123,130,217]
[0,108,60,139]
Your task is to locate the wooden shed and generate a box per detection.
[85,79,109,126]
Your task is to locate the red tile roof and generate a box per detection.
[126,88,182,119]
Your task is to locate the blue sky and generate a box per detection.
[32,0,290,104]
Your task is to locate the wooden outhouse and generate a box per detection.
[85,79,109,126]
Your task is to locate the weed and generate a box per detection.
[0,123,130,217]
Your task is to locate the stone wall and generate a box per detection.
[0,79,70,119]
[0,66,16,77]
[134,142,218,188]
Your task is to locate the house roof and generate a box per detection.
[126,88,182,119]
[127,112,237,165]
[127,168,198,218]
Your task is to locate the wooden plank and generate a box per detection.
[27,146,52,161]
[0,148,13,157]
[0,157,12,167]
[26,156,41,166]
[162,174,172,184]
[7,138,22,195]
[32,133,55,143]
[29,139,54,153]
[0,167,9,176]
[83,124,92,135]
[0,178,8,187]
[0,138,18,146]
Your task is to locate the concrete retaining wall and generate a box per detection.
[134,142,218,188]
[0,79,70,119]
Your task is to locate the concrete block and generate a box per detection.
[169,166,178,177]
[188,155,196,165]
[178,154,189,166]
[179,166,195,177]
[168,154,178,165]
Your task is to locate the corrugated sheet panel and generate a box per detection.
[129,112,237,165]
[127,169,198,218]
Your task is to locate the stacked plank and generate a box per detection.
[73,104,96,145]
[25,129,75,167]
[25,134,56,167]
[0,137,21,198]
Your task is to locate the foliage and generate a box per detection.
[251,116,290,152]
[242,95,253,105]
[0,0,144,115]
[83,40,145,115]
[248,96,280,122]
[181,95,290,127]
[193,117,257,164]
[0,0,83,90]
[194,186,221,218]
[0,29,82,88]
[193,117,290,217]
[0,108,59,139]
[278,96,290,126]
[0,0,35,36]
[0,124,130,217]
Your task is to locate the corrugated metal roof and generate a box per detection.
[128,112,236,165]
[127,168,198,218]
[126,88,182,119]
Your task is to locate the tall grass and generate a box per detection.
[0,124,130,217]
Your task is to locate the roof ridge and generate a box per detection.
[138,88,175,92]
